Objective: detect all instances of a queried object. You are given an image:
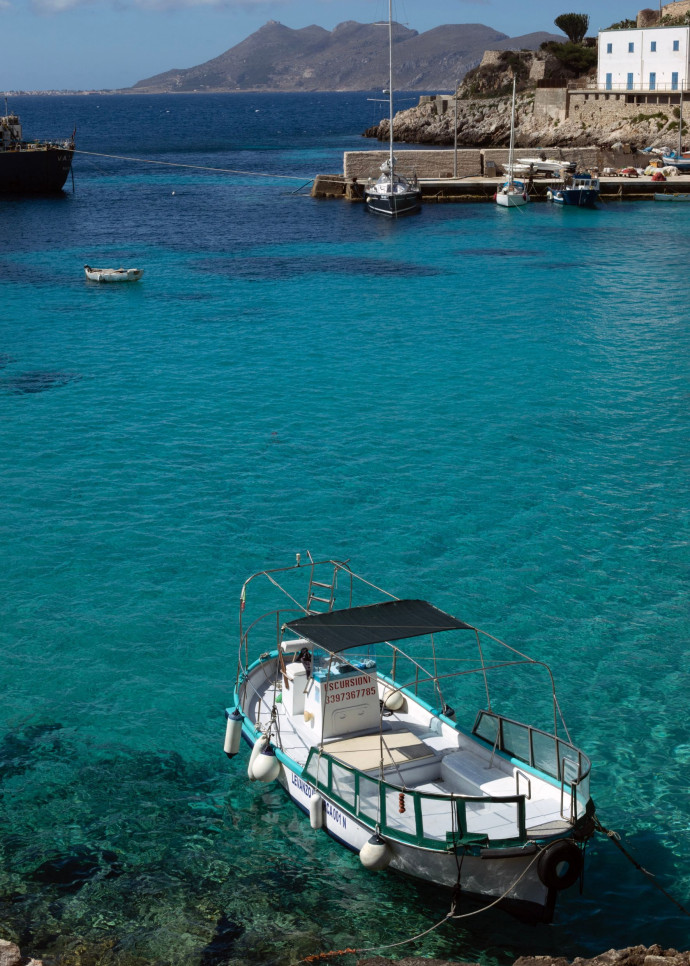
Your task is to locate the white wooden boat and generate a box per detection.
[496,78,529,209]
[517,157,575,176]
[224,555,596,923]
[84,265,143,283]
[364,0,421,217]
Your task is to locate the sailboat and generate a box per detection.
[663,87,690,170]
[364,0,422,217]
[495,76,529,209]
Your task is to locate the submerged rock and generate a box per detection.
[30,846,123,892]
[0,939,42,966]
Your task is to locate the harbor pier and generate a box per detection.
[311,147,690,201]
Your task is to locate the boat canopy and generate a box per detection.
[285,598,473,653]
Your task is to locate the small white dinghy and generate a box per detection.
[84,264,143,283]
[225,554,596,923]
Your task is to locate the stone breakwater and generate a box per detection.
[366,90,687,151]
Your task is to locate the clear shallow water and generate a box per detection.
[1,93,689,965]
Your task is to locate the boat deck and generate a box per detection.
[244,661,572,842]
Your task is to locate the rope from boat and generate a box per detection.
[298,846,544,963]
[72,149,314,183]
[594,816,690,918]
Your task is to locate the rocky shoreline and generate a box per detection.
[365,88,680,153]
[4,938,690,966]
[360,954,690,966]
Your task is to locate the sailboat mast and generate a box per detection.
[508,75,516,188]
[388,0,394,172]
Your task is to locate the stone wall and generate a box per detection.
[343,149,482,179]
[569,89,688,126]
[533,88,569,122]
[343,147,613,179]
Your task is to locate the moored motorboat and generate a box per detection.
[365,158,421,217]
[654,192,690,201]
[0,107,74,194]
[225,554,596,923]
[84,265,144,283]
[547,173,600,207]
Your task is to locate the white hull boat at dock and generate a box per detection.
[224,555,596,923]
[495,78,529,210]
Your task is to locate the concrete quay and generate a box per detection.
[311,147,690,202]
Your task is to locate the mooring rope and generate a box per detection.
[72,149,314,183]
[298,846,544,963]
[594,816,690,918]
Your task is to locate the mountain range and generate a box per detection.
[129,20,563,93]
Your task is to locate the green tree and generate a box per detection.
[554,12,590,43]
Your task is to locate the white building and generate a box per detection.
[598,25,690,91]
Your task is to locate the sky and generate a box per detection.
[3,0,637,92]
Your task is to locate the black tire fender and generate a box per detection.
[537,839,583,891]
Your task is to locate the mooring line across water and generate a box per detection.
[73,149,314,182]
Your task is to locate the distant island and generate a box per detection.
[127,20,562,94]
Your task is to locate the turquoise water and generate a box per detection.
[1,94,689,965]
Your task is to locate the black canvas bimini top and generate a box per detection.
[285,598,473,654]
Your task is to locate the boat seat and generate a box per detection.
[441,751,516,798]
[324,728,436,772]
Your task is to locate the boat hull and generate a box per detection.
[270,742,558,923]
[84,267,144,282]
[365,187,421,217]
[495,189,528,208]
[655,192,690,201]
[662,155,690,171]
[0,146,73,193]
[548,188,599,207]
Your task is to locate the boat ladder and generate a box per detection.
[306,566,338,613]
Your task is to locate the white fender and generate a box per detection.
[309,793,324,829]
[223,709,243,758]
[359,834,392,871]
[252,746,281,783]
[383,688,404,712]
[247,734,268,781]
